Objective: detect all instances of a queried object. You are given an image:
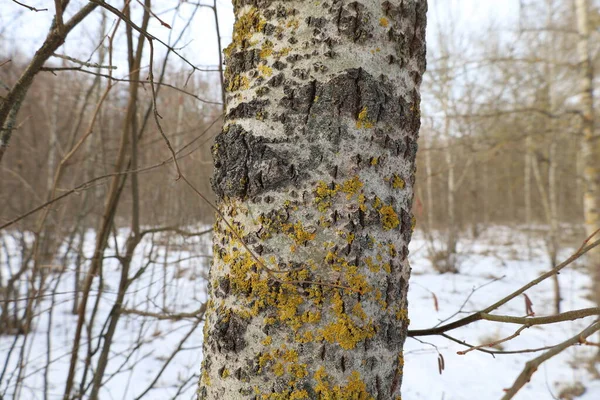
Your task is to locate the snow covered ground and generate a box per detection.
[404,227,599,400]
[1,226,598,399]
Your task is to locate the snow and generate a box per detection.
[404,227,599,400]
[1,226,599,399]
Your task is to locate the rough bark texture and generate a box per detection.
[199,1,427,399]
[575,0,600,305]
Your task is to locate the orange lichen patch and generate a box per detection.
[345,266,371,294]
[258,64,273,76]
[314,367,375,400]
[356,107,375,129]
[260,40,274,58]
[391,174,405,189]
[365,257,380,273]
[224,7,266,57]
[388,243,397,257]
[262,336,273,346]
[294,330,314,344]
[314,181,337,212]
[257,346,308,394]
[372,196,382,209]
[285,221,317,246]
[314,176,364,211]
[382,262,392,274]
[375,289,387,309]
[380,17,389,27]
[274,283,305,326]
[395,307,409,323]
[379,205,400,230]
[276,47,292,57]
[286,19,300,30]
[227,75,250,92]
[358,194,367,212]
[320,290,375,349]
[352,302,367,320]
[340,176,364,198]
[202,368,211,387]
[289,390,309,399]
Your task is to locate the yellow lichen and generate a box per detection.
[258,64,273,76]
[356,107,375,129]
[320,291,375,350]
[286,19,299,30]
[227,75,250,92]
[352,302,367,320]
[289,389,309,399]
[396,307,409,323]
[286,221,316,246]
[225,7,266,57]
[380,17,389,27]
[341,176,364,199]
[314,368,375,400]
[391,174,405,189]
[379,205,400,230]
[273,362,285,377]
[260,40,274,58]
[314,181,336,212]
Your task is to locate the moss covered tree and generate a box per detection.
[199,1,427,398]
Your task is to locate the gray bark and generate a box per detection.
[199,1,427,399]
[575,0,600,308]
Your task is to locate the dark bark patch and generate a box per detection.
[212,124,296,199]
[332,1,374,44]
[214,309,248,353]
[227,99,270,120]
[400,208,414,243]
[227,49,261,76]
[232,0,273,12]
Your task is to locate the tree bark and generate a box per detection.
[198,1,427,399]
[575,0,599,306]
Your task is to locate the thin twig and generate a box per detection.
[501,320,600,400]
[51,53,118,69]
[11,0,48,12]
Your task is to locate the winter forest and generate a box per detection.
[0,0,599,399]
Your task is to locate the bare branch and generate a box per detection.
[51,53,118,70]
[11,0,48,12]
[501,320,600,400]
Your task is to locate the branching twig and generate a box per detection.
[11,0,47,12]
[121,304,206,321]
[51,53,118,69]
[408,234,600,337]
[501,320,600,400]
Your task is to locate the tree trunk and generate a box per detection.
[575,0,599,307]
[525,135,533,259]
[198,1,427,399]
[425,141,434,233]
